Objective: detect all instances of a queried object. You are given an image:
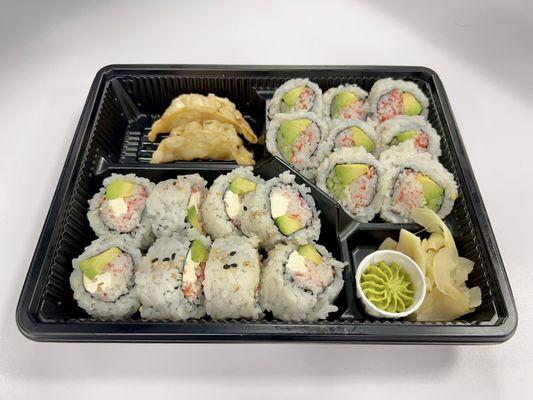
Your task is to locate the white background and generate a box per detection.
[1,0,532,398]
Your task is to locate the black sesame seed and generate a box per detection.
[231,263,238,268]
[163,257,170,262]
[171,253,176,260]
[243,206,247,211]
[229,251,236,256]
[223,264,231,270]
[152,258,159,262]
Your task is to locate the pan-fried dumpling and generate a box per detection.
[148,94,258,144]
[150,120,255,165]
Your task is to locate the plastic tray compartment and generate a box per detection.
[16,65,517,343]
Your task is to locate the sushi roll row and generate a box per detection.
[86,169,322,252]
[201,168,321,248]
[316,148,457,223]
[71,168,345,322]
[266,112,444,179]
[268,77,428,124]
[72,234,344,322]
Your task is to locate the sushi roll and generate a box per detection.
[240,171,321,249]
[380,155,458,223]
[135,235,211,320]
[146,174,207,238]
[326,119,378,154]
[268,78,323,118]
[368,78,429,123]
[70,235,141,320]
[322,84,370,121]
[88,173,155,249]
[201,167,265,239]
[316,148,384,223]
[266,111,330,179]
[260,242,345,321]
[203,236,262,320]
[376,116,441,158]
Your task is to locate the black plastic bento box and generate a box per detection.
[16,65,517,343]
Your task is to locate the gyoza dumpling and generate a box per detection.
[148,93,258,144]
[150,120,255,165]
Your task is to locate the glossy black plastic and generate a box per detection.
[16,65,517,343]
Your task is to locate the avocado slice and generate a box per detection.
[190,239,209,263]
[391,130,417,145]
[350,127,375,152]
[229,177,256,195]
[187,205,203,233]
[277,119,312,160]
[280,86,305,112]
[331,91,359,118]
[105,180,136,200]
[415,174,444,212]
[79,247,121,279]
[326,173,347,201]
[298,244,323,264]
[402,93,422,116]
[275,215,303,236]
[334,164,369,187]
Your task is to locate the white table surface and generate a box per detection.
[1,0,531,398]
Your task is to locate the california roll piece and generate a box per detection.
[327,119,377,154]
[241,171,321,248]
[88,173,155,249]
[323,84,369,121]
[268,78,323,117]
[201,167,265,239]
[135,235,211,320]
[260,242,345,321]
[203,236,262,320]
[266,111,330,179]
[316,148,384,223]
[146,174,207,238]
[380,155,458,223]
[376,116,441,158]
[368,78,429,123]
[70,235,141,320]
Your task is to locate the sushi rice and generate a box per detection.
[326,119,378,154]
[266,111,331,179]
[268,78,323,118]
[203,236,263,320]
[316,148,384,223]
[376,115,441,158]
[70,235,141,320]
[368,78,429,123]
[146,174,207,238]
[135,235,211,320]
[240,171,321,249]
[260,242,346,321]
[87,173,155,249]
[322,83,370,121]
[201,167,265,239]
[380,153,458,223]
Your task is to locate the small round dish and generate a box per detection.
[355,250,426,319]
